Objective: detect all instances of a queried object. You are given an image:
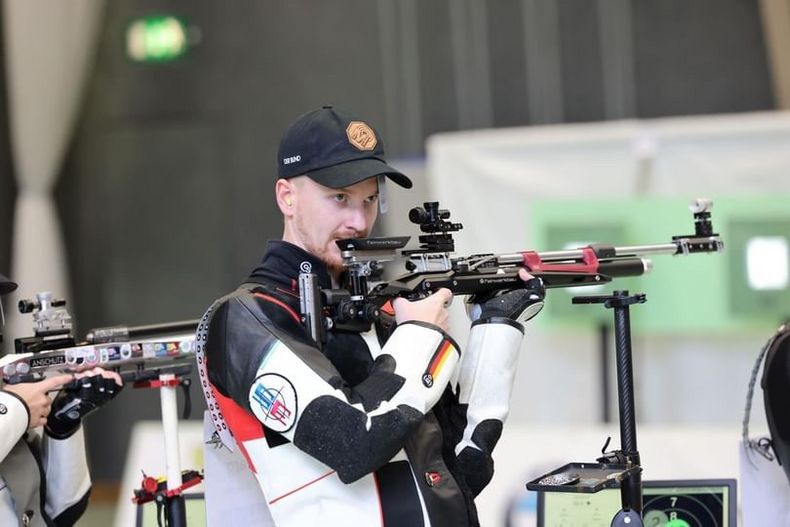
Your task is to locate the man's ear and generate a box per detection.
[275,178,296,216]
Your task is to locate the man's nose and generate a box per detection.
[344,206,369,233]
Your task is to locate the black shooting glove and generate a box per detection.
[45,374,124,439]
[466,277,545,325]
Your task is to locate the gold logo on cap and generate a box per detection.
[346,121,377,151]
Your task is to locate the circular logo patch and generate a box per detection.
[299,261,312,273]
[249,373,298,433]
[346,121,377,151]
[0,403,7,415]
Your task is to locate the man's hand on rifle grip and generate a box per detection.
[466,268,545,324]
[45,367,124,439]
[2,374,73,429]
[393,288,453,332]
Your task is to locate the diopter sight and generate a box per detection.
[408,202,462,253]
[408,202,462,234]
[14,292,75,354]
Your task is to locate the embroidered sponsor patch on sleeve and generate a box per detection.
[422,339,456,388]
[249,373,298,433]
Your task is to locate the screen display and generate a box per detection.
[642,485,729,527]
[539,480,734,527]
[541,490,621,526]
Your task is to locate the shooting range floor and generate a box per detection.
[77,503,115,526]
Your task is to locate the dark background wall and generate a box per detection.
[0,6,16,278]
[1,0,775,482]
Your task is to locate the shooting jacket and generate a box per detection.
[200,240,526,527]
[0,387,90,527]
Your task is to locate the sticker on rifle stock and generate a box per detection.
[65,348,78,365]
[85,349,99,366]
[249,373,297,433]
[142,343,156,358]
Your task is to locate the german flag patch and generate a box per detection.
[422,339,456,387]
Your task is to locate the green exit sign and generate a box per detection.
[126,15,190,63]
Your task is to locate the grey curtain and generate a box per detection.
[2,0,104,349]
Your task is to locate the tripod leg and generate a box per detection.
[166,495,187,527]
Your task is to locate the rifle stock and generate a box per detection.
[1,336,196,385]
[1,317,198,386]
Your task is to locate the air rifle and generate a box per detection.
[1,292,198,391]
[299,198,724,345]
[0,292,205,525]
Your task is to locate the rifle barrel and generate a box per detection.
[535,243,679,262]
[86,320,199,344]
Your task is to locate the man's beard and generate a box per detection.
[320,247,345,276]
[315,234,365,276]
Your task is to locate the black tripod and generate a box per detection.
[574,290,645,526]
[527,290,646,527]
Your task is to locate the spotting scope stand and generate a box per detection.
[131,369,202,527]
[526,290,647,527]
[116,321,203,527]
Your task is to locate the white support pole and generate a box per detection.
[159,373,182,491]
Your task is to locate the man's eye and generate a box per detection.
[333,194,347,202]
[364,195,379,204]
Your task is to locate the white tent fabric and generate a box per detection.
[2,0,104,351]
[423,111,790,426]
[429,111,790,252]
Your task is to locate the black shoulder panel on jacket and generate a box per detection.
[293,395,423,483]
[206,289,345,414]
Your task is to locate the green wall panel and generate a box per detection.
[531,196,790,335]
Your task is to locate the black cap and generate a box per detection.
[277,106,412,189]
[0,273,17,296]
